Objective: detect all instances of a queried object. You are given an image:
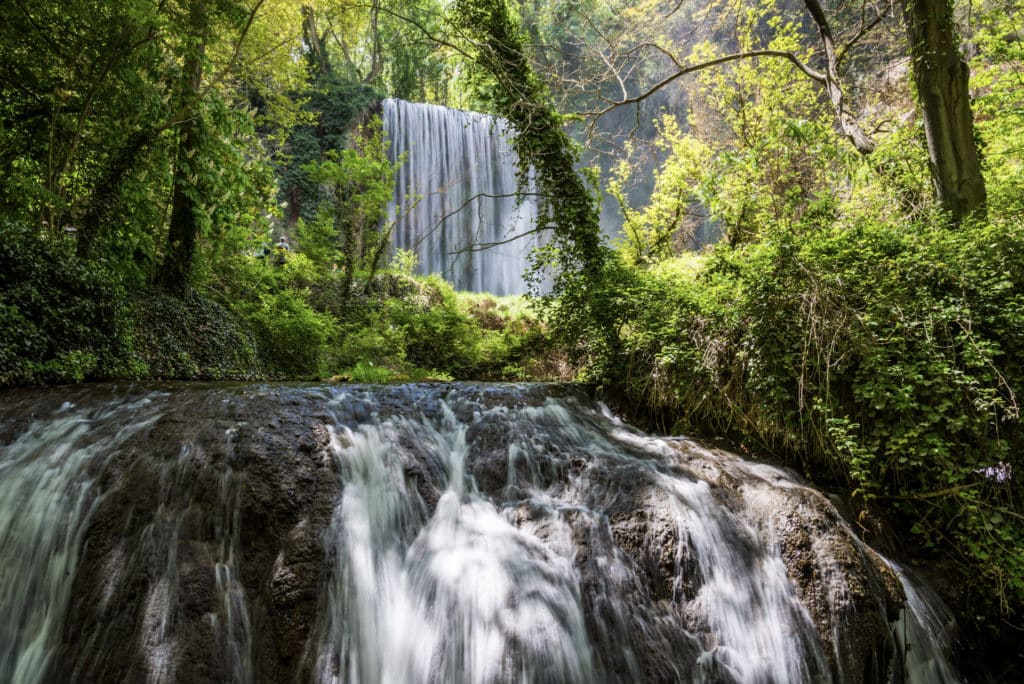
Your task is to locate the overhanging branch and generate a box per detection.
[802,0,877,153]
[584,49,826,123]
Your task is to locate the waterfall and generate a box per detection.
[0,396,161,684]
[383,98,541,295]
[0,383,963,682]
[312,399,595,682]
[890,563,962,683]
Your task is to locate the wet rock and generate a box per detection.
[26,386,343,683]
[768,492,904,683]
[0,382,948,684]
[668,440,905,684]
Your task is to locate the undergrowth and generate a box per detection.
[0,220,557,387]
[601,214,1024,619]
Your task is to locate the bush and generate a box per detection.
[338,360,396,383]
[384,276,482,377]
[0,218,558,388]
[460,293,562,380]
[241,289,337,379]
[132,291,263,380]
[0,221,137,385]
[606,216,1024,616]
[311,273,557,383]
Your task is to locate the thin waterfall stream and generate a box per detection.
[0,383,960,683]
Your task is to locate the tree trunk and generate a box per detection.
[77,129,156,257]
[903,0,986,221]
[301,5,331,78]
[365,0,383,85]
[159,0,206,295]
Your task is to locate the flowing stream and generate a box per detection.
[0,383,960,682]
[383,99,540,295]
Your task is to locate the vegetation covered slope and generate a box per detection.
[454,0,1024,673]
[0,0,554,386]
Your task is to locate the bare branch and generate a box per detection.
[837,2,889,66]
[397,189,554,255]
[802,0,877,153]
[582,49,826,128]
[452,225,550,254]
[205,0,269,96]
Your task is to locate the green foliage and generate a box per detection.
[302,116,400,293]
[203,244,553,384]
[131,291,262,380]
[460,293,563,380]
[0,0,306,287]
[382,276,482,376]
[609,10,851,249]
[276,75,381,224]
[183,95,281,291]
[325,274,553,382]
[243,288,338,379]
[605,215,1024,615]
[0,222,136,384]
[972,0,1024,218]
[378,0,453,101]
[340,361,400,383]
[609,117,712,263]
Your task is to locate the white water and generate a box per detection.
[891,564,962,683]
[660,473,827,682]
[383,99,541,295]
[313,401,594,682]
[135,450,253,684]
[0,384,965,683]
[0,397,160,684]
[311,391,835,682]
[0,394,255,684]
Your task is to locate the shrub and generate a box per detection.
[606,216,1024,615]
[241,289,337,378]
[0,221,136,385]
[132,291,263,380]
[385,276,482,377]
[339,360,396,383]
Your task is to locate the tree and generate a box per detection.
[453,0,628,365]
[1,0,307,291]
[563,0,987,222]
[160,0,209,295]
[302,117,400,303]
[154,0,306,294]
[903,0,987,220]
[0,0,169,244]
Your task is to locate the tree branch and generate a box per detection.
[583,49,826,125]
[802,0,877,153]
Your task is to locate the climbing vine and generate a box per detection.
[452,0,629,366]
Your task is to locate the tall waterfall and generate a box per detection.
[383,99,541,295]
[0,383,963,683]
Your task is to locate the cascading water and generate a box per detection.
[0,383,961,682]
[0,396,161,684]
[383,99,541,295]
[0,388,268,684]
[890,563,961,683]
[312,399,595,683]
